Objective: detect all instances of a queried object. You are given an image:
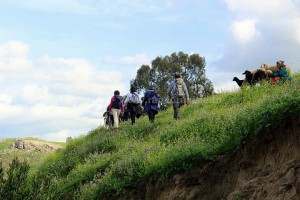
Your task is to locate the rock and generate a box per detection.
[9,139,62,152]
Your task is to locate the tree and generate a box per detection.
[131,52,214,102]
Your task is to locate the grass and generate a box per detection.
[17,73,300,199]
[0,138,65,172]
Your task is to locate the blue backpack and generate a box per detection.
[149,91,159,105]
[112,96,122,109]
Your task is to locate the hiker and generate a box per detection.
[124,86,142,125]
[167,72,190,120]
[142,85,162,123]
[108,90,124,128]
[269,60,292,85]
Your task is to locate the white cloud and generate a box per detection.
[22,85,51,104]
[0,41,129,141]
[224,0,297,16]
[36,130,73,143]
[230,19,260,46]
[0,94,12,104]
[292,18,300,44]
[0,41,32,72]
[0,103,23,120]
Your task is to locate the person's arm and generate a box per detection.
[167,81,174,96]
[183,82,189,101]
[142,92,147,107]
[124,93,130,105]
[108,96,114,110]
[120,97,125,113]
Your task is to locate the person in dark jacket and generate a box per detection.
[142,85,162,123]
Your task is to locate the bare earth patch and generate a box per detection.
[10,139,63,152]
[103,116,300,200]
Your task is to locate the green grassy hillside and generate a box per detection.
[0,138,65,171]
[26,73,300,199]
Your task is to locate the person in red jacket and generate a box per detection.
[108,90,124,128]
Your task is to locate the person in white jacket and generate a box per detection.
[124,86,142,125]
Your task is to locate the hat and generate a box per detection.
[277,60,284,65]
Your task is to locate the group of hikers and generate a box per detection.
[103,72,190,128]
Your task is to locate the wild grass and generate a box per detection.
[0,138,65,173]
[29,72,300,199]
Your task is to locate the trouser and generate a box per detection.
[148,110,156,123]
[127,103,139,125]
[130,111,136,125]
[172,97,185,119]
[111,109,121,127]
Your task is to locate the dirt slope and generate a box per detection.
[105,116,300,200]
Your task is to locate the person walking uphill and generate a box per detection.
[142,85,162,123]
[108,90,124,128]
[124,86,142,125]
[167,72,190,120]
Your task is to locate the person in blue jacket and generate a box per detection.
[142,85,162,123]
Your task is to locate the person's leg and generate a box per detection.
[173,98,180,119]
[112,109,119,128]
[153,110,158,122]
[116,109,121,125]
[148,110,154,123]
[110,114,114,127]
[178,97,185,108]
[131,112,136,125]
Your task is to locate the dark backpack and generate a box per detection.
[149,91,159,105]
[112,96,122,109]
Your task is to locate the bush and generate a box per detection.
[0,158,30,200]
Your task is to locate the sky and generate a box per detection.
[1,0,300,142]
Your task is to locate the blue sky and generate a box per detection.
[1,0,300,142]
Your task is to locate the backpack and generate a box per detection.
[149,91,159,105]
[175,80,185,97]
[129,93,140,104]
[112,96,122,109]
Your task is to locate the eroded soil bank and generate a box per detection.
[104,116,300,200]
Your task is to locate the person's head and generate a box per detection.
[114,90,120,96]
[174,72,181,78]
[130,86,136,93]
[276,60,285,68]
[149,85,154,90]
